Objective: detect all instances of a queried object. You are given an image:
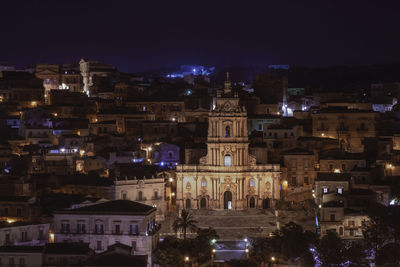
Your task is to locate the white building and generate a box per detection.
[113,177,166,221]
[53,200,159,266]
[0,222,50,246]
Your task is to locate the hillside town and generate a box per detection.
[0,60,399,266]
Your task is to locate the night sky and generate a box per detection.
[2,1,400,72]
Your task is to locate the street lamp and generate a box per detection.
[169,177,174,182]
[184,256,189,262]
[271,256,276,262]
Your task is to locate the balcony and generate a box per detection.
[93,231,104,235]
[112,231,123,235]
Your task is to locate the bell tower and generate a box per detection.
[204,73,249,166]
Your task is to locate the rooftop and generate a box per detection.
[55,200,155,215]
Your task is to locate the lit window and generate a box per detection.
[337,188,343,194]
[201,180,206,187]
[224,155,231,167]
[323,187,328,194]
[250,180,255,187]
[225,126,230,137]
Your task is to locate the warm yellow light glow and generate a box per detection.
[318,204,322,208]
[169,177,173,182]
[387,164,393,169]
[53,113,58,117]
[271,256,276,262]
[0,96,3,102]
[49,232,55,243]
[212,249,216,253]
[7,219,15,224]
[312,193,316,198]
[171,192,175,197]
[282,180,288,188]
[245,248,249,253]
[334,169,341,173]
[184,256,189,262]
[31,101,37,107]
[321,133,325,137]
[79,150,85,157]
[148,147,152,151]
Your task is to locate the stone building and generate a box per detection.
[312,107,378,152]
[176,75,281,210]
[53,200,159,266]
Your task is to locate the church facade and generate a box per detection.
[176,75,281,210]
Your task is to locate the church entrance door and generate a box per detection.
[186,199,191,209]
[200,198,207,209]
[249,197,255,208]
[224,191,233,210]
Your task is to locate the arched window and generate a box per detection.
[138,191,143,201]
[201,179,206,187]
[224,155,232,167]
[225,126,230,137]
[121,191,127,200]
[250,179,255,187]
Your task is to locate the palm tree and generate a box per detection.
[173,209,198,240]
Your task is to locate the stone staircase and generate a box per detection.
[191,209,277,240]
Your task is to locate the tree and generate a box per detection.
[251,222,317,266]
[316,231,347,266]
[173,209,199,240]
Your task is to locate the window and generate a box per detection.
[130,224,138,235]
[337,188,343,194]
[9,257,14,267]
[168,151,173,158]
[77,223,86,233]
[122,192,127,200]
[19,258,25,267]
[61,223,70,233]
[142,106,146,111]
[342,164,346,171]
[115,224,120,234]
[304,177,309,184]
[39,228,44,240]
[329,164,333,170]
[224,155,232,167]
[323,187,328,194]
[201,180,206,187]
[225,126,230,137]
[258,124,262,131]
[21,231,27,241]
[250,180,255,187]
[330,214,335,221]
[291,177,297,185]
[339,227,343,236]
[96,240,102,250]
[284,132,288,138]
[95,223,104,234]
[4,207,8,216]
[16,208,22,217]
[138,191,143,201]
[45,78,50,84]
[5,233,10,244]
[131,241,137,250]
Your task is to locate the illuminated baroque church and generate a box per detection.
[176,74,281,210]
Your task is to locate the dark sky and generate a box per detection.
[2,0,400,72]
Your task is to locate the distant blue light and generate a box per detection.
[186,90,192,96]
[132,158,144,163]
[193,68,196,72]
[160,162,165,166]
[4,169,10,173]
